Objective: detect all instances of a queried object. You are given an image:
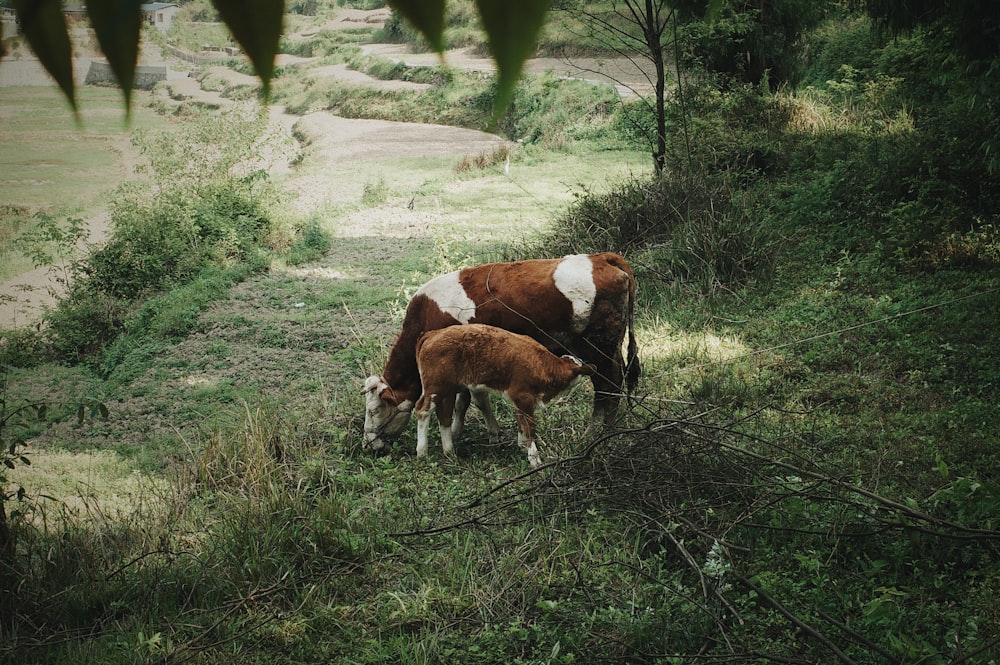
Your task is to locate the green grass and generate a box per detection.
[0,88,166,209]
[4,9,1000,665]
[0,88,172,283]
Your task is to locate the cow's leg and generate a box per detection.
[451,388,471,439]
[470,388,501,443]
[415,394,435,458]
[512,396,541,467]
[436,391,458,458]
[590,349,624,425]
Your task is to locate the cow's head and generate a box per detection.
[362,375,414,451]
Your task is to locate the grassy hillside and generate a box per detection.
[2,5,999,664]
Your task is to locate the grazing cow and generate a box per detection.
[362,252,639,452]
[414,324,596,466]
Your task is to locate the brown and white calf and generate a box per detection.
[414,324,596,466]
[362,253,639,452]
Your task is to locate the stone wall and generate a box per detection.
[85,60,169,88]
[164,44,233,65]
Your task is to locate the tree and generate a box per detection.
[558,0,679,174]
[672,0,828,87]
[862,0,1000,61]
[2,0,552,123]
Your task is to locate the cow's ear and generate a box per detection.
[579,363,598,377]
[380,387,401,407]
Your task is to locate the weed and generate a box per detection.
[286,217,334,266]
[455,143,514,174]
[361,176,389,206]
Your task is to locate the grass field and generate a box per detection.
[3,9,999,663]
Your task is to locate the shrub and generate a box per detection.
[361,177,389,206]
[0,205,35,254]
[799,13,881,87]
[454,142,514,173]
[529,169,780,292]
[0,328,45,368]
[45,290,131,363]
[675,0,825,88]
[36,110,280,364]
[355,55,449,86]
[286,218,333,266]
[787,26,1000,262]
[500,73,622,148]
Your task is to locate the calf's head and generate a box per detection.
[563,355,597,378]
[362,376,414,451]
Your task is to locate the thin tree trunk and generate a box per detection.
[646,0,666,173]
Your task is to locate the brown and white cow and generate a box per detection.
[362,252,639,451]
[414,324,596,466]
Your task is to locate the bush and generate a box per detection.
[799,13,881,87]
[784,24,1000,264]
[500,73,623,148]
[36,110,280,364]
[676,0,825,88]
[45,290,131,363]
[286,218,333,266]
[529,169,780,292]
[0,328,46,369]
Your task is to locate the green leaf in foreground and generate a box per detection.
[86,0,143,111]
[12,0,76,111]
[475,0,551,126]
[211,0,285,98]
[388,0,447,53]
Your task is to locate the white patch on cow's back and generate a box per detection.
[553,254,596,332]
[416,270,476,323]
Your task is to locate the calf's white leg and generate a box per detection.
[416,405,432,458]
[436,391,458,458]
[518,431,541,468]
[512,399,541,467]
[440,422,455,457]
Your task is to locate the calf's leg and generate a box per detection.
[415,395,434,458]
[436,391,458,457]
[511,395,541,467]
[451,388,472,439]
[470,388,501,443]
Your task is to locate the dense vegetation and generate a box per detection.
[2,1,999,663]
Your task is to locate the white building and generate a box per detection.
[140,3,180,32]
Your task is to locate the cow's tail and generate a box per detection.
[625,273,640,396]
[605,253,641,396]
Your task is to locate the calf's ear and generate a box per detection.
[578,363,598,377]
